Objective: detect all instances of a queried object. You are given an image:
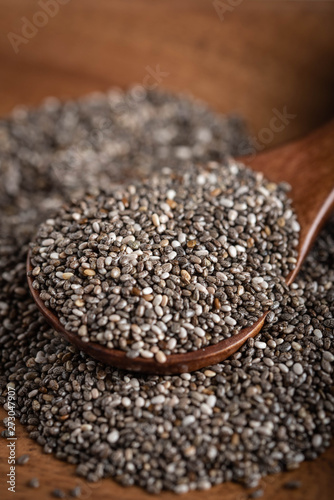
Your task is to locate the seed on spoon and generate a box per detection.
[155,351,167,364]
[1,88,334,495]
[30,162,299,359]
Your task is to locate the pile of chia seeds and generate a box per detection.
[29,161,299,360]
[0,89,333,495]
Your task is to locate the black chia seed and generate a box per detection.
[29,161,299,359]
[0,89,333,495]
[70,486,82,498]
[52,489,66,498]
[27,478,40,488]
[249,489,264,499]
[16,453,30,465]
[283,480,302,489]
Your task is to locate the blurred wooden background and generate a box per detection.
[0,0,334,144]
[0,1,334,499]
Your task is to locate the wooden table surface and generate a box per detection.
[1,1,334,499]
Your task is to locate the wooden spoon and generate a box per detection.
[27,120,334,374]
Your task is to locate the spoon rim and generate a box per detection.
[27,252,267,374]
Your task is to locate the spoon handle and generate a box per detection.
[244,120,334,283]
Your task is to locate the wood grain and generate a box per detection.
[0,0,334,144]
[1,0,334,499]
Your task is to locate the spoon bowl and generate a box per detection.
[27,120,334,374]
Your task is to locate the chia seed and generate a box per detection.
[0,89,333,495]
[27,478,40,488]
[16,453,30,465]
[30,161,299,358]
[249,489,264,499]
[70,486,82,498]
[283,480,302,489]
[52,489,66,498]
